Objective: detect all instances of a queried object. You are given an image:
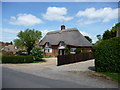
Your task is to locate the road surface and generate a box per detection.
[2,67,92,88]
[2,58,118,88]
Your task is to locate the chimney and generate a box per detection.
[61,25,65,30]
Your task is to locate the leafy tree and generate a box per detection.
[96,34,101,40]
[102,30,111,40]
[31,48,43,60]
[84,36,92,43]
[14,29,42,55]
[102,23,119,40]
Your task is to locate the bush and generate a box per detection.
[82,50,91,53]
[75,48,81,54]
[31,48,43,60]
[93,37,120,73]
[2,56,33,63]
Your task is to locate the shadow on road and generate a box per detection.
[88,66,95,71]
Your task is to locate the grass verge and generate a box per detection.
[98,72,120,83]
[33,59,46,63]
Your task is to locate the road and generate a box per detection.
[2,67,91,88]
[2,58,118,88]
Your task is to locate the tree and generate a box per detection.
[96,34,101,40]
[84,36,92,43]
[14,29,42,55]
[102,23,120,40]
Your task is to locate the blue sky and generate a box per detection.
[2,2,119,43]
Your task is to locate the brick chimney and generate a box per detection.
[61,25,65,30]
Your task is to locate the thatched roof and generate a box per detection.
[40,28,92,47]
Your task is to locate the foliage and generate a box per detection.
[102,23,119,40]
[75,48,81,54]
[84,36,92,43]
[82,50,91,53]
[31,48,43,60]
[99,72,120,83]
[2,56,33,63]
[65,47,71,54]
[43,55,53,58]
[14,29,42,55]
[33,59,46,63]
[93,37,120,73]
[96,34,101,40]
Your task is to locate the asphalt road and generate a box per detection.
[2,67,92,88]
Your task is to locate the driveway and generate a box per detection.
[2,58,118,88]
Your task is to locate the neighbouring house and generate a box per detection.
[0,42,16,54]
[39,25,92,56]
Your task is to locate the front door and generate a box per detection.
[59,49,65,55]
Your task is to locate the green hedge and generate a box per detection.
[2,56,33,63]
[93,37,120,73]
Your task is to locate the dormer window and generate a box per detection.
[45,42,50,47]
[59,41,65,46]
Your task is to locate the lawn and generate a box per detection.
[99,72,120,83]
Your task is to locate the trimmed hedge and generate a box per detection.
[93,37,120,73]
[2,56,33,63]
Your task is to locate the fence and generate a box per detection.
[57,52,94,66]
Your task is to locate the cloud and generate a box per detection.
[76,7,118,24]
[9,14,43,26]
[42,7,73,21]
[2,28,20,34]
[77,19,99,25]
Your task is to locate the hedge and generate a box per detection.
[2,56,33,63]
[93,37,120,73]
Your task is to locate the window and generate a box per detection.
[71,48,76,52]
[45,42,50,47]
[45,48,52,53]
[59,41,65,46]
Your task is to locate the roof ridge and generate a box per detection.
[47,28,78,35]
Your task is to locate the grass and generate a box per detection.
[33,59,46,63]
[99,72,120,83]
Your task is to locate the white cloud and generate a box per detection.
[9,14,43,26]
[77,19,100,25]
[42,7,73,21]
[76,7,118,24]
[2,28,20,34]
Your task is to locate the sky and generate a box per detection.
[1,2,119,43]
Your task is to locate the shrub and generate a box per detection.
[75,48,81,54]
[82,50,91,53]
[2,56,33,63]
[31,48,43,60]
[93,37,120,73]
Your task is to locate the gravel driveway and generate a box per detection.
[2,58,118,88]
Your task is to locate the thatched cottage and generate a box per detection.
[39,25,92,56]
